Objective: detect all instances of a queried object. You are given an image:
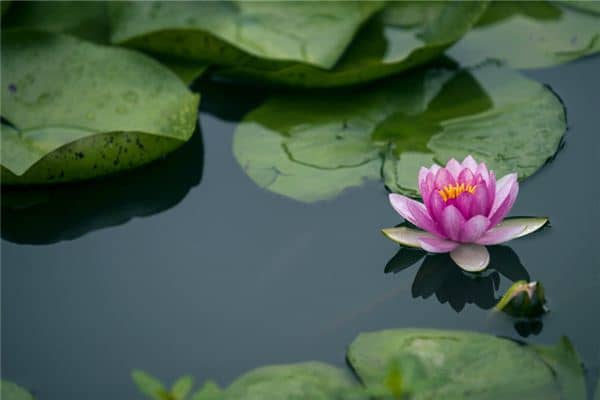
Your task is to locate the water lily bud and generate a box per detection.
[495,281,547,318]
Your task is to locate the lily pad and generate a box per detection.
[223,362,365,400]
[0,380,34,400]
[449,1,600,68]
[216,1,489,87]
[347,329,580,399]
[1,2,208,84]
[1,30,199,184]
[2,1,110,43]
[109,1,384,70]
[234,63,565,201]
[529,337,586,400]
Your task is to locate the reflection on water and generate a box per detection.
[385,245,530,312]
[1,129,204,245]
[384,244,546,337]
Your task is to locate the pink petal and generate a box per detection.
[453,192,473,219]
[426,190,446,223]
[489,178,519,226]
[457,168,474,185]
[459,215,490,242]
[476,225,525,245]
[476,162,490,185]
[486,170,497,206]
[469,183,490,216]
[477,217,549,245]
[389,194,440,235]
[418,236,459,253]
[435,168,455,189]
[418,167,430,195]
[461,155,478,173]
[491,173,518,215]
[445,158,462,179]
[429,164,441,176]
[450,244,490,272]
[440,205,465,241]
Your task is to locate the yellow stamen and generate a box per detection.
[438,183,477,202]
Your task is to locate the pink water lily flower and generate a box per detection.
[383,156,548,272]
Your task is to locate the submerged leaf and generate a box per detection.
[449,1,600,68]
[171,375,195,400]
[216,1,489,87]
[234,63,565,201]
[132,370,169,400]
[223,362,365,400]
[109,1,384,70]
[347,329,569,399]
[1,30,199,184]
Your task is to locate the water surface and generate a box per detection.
[2,56,599,399]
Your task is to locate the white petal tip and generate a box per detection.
[382,227,427,248]
[450,244,490,272]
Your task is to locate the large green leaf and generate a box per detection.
[0,380,34,400]
[1,30,199,184]
[216,1,489,88]
[234,63,565,201]
[223,362,365,400]
[109,1,384,70]
[347,329,576,399]
[1,1,208,84]
[529,338,586,400]
[449,1,600,68]
[2,1,110,43]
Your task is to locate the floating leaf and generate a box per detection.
[234,63,565,201]
[347,329,569,399]
[1,30,199,184]
[109,1,384,70]
[0,380,34,400]
[1,2,206,83]
[223,362,365,400]
[529,337,586,400]
[216,1,489,87]
[449,1,600,68]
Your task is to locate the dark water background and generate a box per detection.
[2,56,599,399]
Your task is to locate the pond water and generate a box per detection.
[2,56,599,399]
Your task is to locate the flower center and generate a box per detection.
[438,183,477,202]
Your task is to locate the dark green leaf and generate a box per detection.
[1,30,199,184]
[2,1,110,43]
[449,1,600,68]
[109,1,384,70]
[216,1,489,87]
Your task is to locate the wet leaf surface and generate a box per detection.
[1,30,199,184]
